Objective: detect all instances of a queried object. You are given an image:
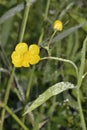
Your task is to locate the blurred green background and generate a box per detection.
[0,0,87,130]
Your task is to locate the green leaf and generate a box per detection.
[77,36,87,88]
[70,14,87,32]
[0,18,13,47]
[0,0,36,24]
[23,82,76,115]
[0,3,24,24]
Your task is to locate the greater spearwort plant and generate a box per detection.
[10,19,87,130]
[0,0,87,130]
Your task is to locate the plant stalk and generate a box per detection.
[41,56,78,77]
[18,0,31,42]
[76,37,87,130]
[0,103,28,130]
[0,68,15,130]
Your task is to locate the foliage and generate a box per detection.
[0,0,87,130]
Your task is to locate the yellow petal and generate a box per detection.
[22,52,30,67]
[29,55,40,65]
[29,44,40,55]
[11,51,23,67]
[53,20,63,31]
[22,60,30,67]
[15,43,28,54]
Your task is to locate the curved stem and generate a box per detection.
[41,56,78,77]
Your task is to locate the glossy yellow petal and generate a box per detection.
[22,52,30,67]
[15,43,28,54]
[53,20,63,31]
[29,55,40,65]
[22,60,30,67]
[11,51,23,67]
[29,44,40,55]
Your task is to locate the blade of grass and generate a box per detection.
[0,68,15,130]
[0,17,13,47]
[0,103,28,130]
[70,14,87,32]
[76,36,87,130]
[0,0,37,24]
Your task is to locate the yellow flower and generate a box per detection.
[29,44,40,55]
[11,51,23,67]
[11,43,40,67]
[15,42,28,54]
[28,55,40,65]
[22,51,30,67]
[28,44,40,64]
[53,20,63,31]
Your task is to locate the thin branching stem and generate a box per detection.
[41,56,78,77]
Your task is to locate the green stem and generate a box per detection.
[18,0,31,42]
[21,0,51,125]
[0,103,28,130]
[17,1,32,129]
[0,67,15,130]
[44,0,50,20]
[17,0,31,102]
[76,37,87,130]
[45,30,57,56]
[48,30,57,48]
[0,1,31,130]
[82,72,87,80]
[77,89,86,130]
[38,0,50,44]
[26,66,35,101]
[41,56,78,77]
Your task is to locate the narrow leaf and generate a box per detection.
[77,36,87,88]
[23,82,76,115]
[70,14,87,31]
[0,0,37,24]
